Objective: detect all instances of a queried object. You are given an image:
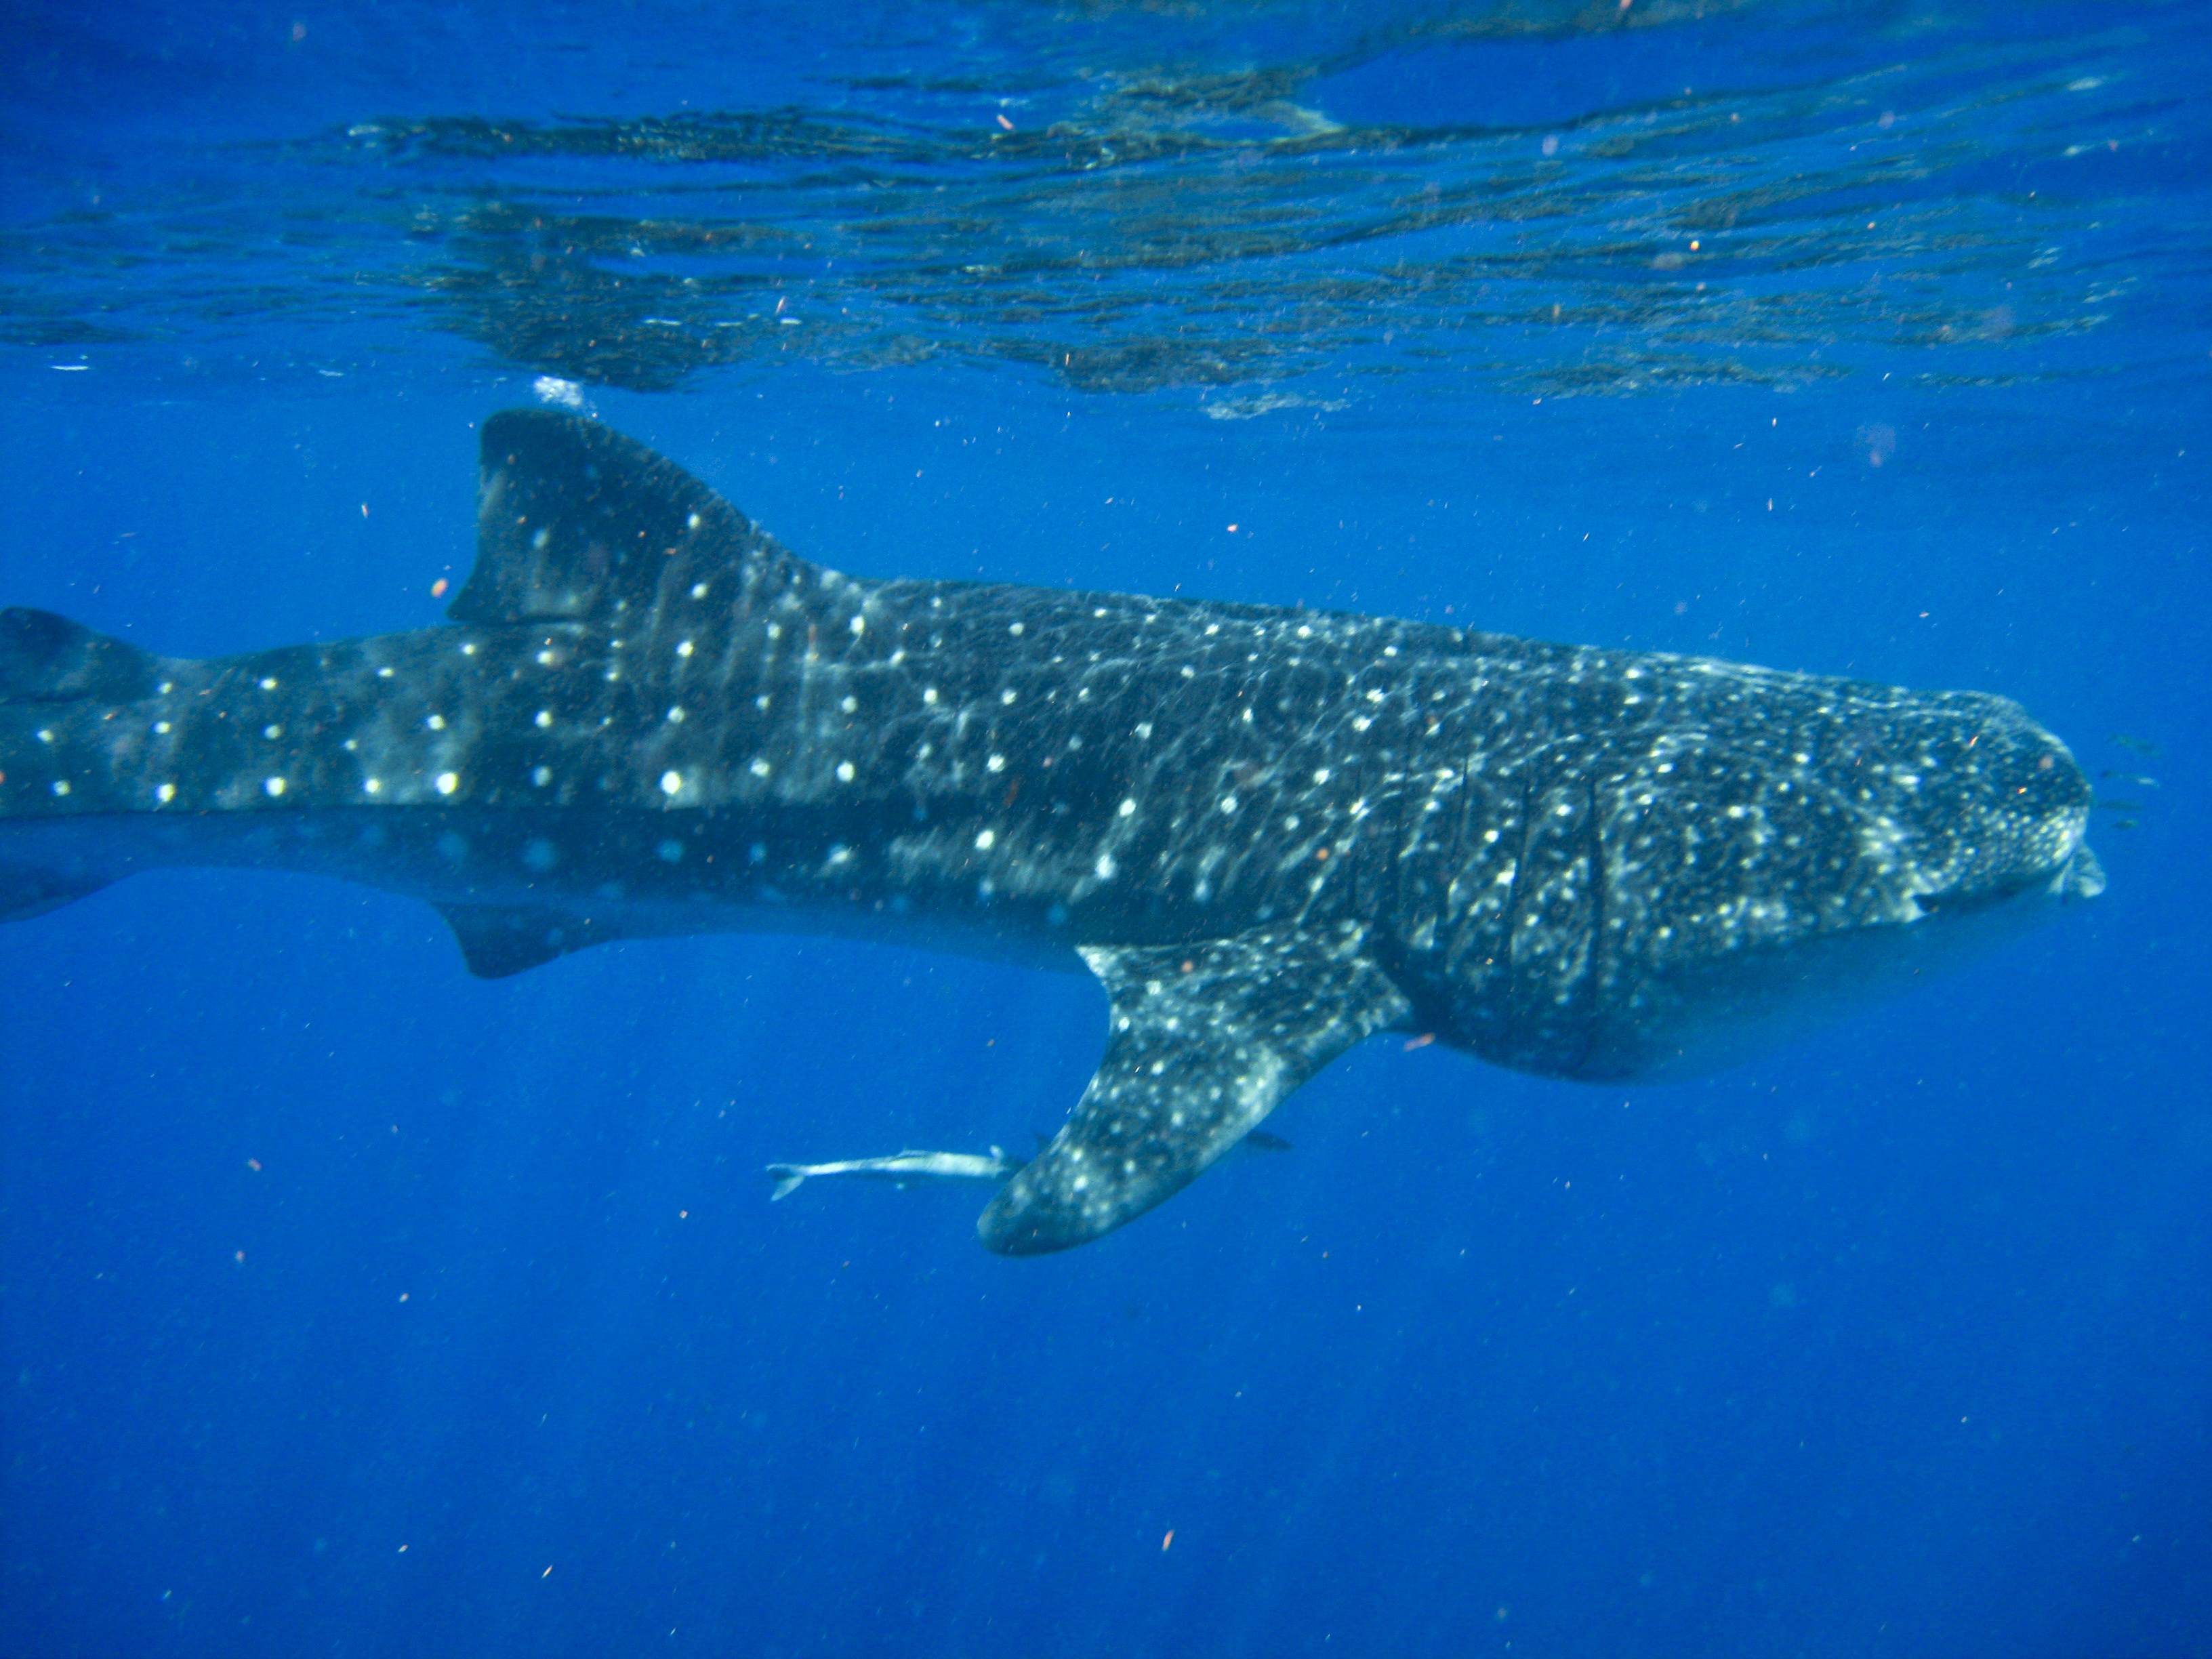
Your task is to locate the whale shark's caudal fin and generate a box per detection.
[977,922,1411,1255]
[452,409,811,630]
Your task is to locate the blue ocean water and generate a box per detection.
[1,2,2207,1654]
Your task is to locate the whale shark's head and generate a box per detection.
[1434,670,2100,1083]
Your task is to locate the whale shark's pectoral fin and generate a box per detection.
[977,923,1411,1256]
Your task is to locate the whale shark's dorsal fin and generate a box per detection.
[977,922,1410,1254]
[452,409,806,628]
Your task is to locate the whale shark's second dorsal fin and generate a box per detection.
[436,902,627,979]
[451,410,807,629]
[0,608,164,705]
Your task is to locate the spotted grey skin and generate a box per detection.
[0,410,2101,1254]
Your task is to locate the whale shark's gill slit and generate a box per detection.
[1578,770,1608,1078]
[1504,771,1535,1043]
[1450,752,1477,904]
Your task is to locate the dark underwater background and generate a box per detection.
[1,3,2207,1654]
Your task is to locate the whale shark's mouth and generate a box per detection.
[2055,841,2106,901]
[1911,835,2102,918]
[1885,785,2098,922]
[1588,821,2102,1084]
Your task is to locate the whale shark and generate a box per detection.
[0,410,2102,1253]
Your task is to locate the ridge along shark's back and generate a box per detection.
[0,410,2102,1254]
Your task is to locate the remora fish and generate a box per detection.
[766,1127,1288,1204]
[0,411,2102,1254]
[768,1147,1027,1200]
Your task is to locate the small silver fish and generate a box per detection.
[767,1147,1027,1202]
